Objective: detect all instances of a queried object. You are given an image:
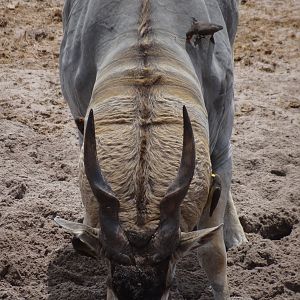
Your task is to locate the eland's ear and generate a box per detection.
[175,224,223,258]
[54,216,100,258]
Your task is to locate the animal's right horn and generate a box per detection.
[152,106,196,261]
[84,109,132,265]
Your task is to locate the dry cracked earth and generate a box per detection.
[0,0,299,299]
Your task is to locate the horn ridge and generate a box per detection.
[159,105,196,220]
[152,106,196,261]
[84,109,120,217]
[84,110,115,197]
[84,109,132,264]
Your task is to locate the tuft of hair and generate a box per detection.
[138,0,151,38]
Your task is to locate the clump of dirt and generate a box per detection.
[1,0,299,299]
[239,207,298,240]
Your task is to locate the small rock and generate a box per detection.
[52,9,62,22]
[244,58,252,66]
[260,64,276,73]
[0,264,10,279]
[7,2,19,10]
[287,101,300,109]
[0,18,8,28]
[34,29,48,41]
[28,150,38,158]
[270,169,286,177]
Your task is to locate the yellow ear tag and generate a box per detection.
[208,173,222,217]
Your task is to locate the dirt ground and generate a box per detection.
[0,0,299,299]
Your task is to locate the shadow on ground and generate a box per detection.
[47,244,212,300]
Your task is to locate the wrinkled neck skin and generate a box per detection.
[82,56,211,233]
[88,0,208,116]
[89,20,208,117]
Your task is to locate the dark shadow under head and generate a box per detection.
[47,245,212,299]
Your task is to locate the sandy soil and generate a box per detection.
[0,0,299,299]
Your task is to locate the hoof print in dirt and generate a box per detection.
[6,181,27,200]
[283,277,300,293]
[0,262,23,285]
[0,264,10,279]
[0,17,8,28]
[239,209,297,240]
[259,211,296,240]
[260,218,293,240]
[244,244,277,270]
[227,239,277,271]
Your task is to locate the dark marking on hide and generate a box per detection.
[138,0,151,39]
[75,117,85,135]
[135,0,155,226]
[138,0,152,67]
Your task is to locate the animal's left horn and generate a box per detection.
[160,106,195,221]
[84,109,132,265]
[153,106,196,260]
[84,109,120,221]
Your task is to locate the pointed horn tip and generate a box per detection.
[182,105,192,129]
[182,104,192,122]
[214,223,224,231]
[54,216,63,226]
[182,105,188,117]
[202,223,223,236]
[85,109,95,141]
[86,108,95,127]
[182,106,195,157]
[201,224,223,235]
